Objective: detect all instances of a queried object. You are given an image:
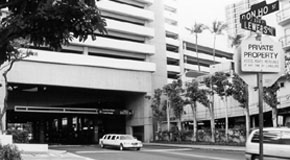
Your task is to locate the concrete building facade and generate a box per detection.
[4,0,167,144]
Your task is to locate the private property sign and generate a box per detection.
[241,36,282,72]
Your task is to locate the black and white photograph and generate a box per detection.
[0,0,289,160]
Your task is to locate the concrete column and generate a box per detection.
[39,121,45,143]
[83,47,89,55]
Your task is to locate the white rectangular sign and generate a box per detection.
[241,36,282,72]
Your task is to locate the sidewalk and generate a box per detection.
[21,150,94,160]
[145,142,245,152]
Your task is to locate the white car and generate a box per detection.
[99,134,143,151]
[245,127,290,160]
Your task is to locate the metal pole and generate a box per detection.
[258,72,264,160]
[167,100,170,131]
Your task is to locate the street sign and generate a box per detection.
[241,35,282,72]
[240,1,279,22]
[240,19,276,36]
[239,1,279,36]
[234,35,285,87]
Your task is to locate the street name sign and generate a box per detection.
[239,1,279,36]
[240,1,279,21]
[240,18,276,36]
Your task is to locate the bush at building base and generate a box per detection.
[6,129,29,143]
[0,144,22,160]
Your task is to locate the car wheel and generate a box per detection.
[252,155,259,160]
[119,144,124,151]
[100,142,104,148]
[136,147,140,151]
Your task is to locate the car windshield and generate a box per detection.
[120,135,134,140]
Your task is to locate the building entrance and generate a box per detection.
[7,111,127,144]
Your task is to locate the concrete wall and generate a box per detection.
[8,60,152,93]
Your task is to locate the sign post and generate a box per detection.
[238,1,281,160]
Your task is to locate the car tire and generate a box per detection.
[100,142,104,148]
[136,147,140,151]
[119,144,124,151]
[252,155,259,160]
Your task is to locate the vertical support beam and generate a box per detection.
[83,46,89,55]
[258,72,264,160]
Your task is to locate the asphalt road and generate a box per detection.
[50,145,245,160]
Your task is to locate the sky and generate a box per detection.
[178,0,237,52]
[178,0,235,27]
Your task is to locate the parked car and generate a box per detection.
[245,127,290,160]
[99,134,143,151]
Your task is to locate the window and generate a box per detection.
[107,136,111,140]
[111,136,116,140]
[251,130,281,144]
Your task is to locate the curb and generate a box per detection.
[144,143,245,152]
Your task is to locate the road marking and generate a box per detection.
[164,151,235,160]
[76,148,191,154]
[142,148,192,152]
[77,150,121,154]
[76,148,236,160]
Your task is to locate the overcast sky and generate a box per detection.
[178,0,235,27]
[178,0,237,52]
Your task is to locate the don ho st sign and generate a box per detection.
[240,0,279,36]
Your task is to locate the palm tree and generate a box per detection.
[263,82,280,127]
[163,80,185,131]
[186,22,207,71]
[210,72,232,142]
[208,20,227,64]
[203,75,216,143]
[231,73,250,138]
[228,34,244,48]
[185,79,210,142]
[151,89,167,133]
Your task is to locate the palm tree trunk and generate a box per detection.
[210,102,215,143]
[244,105,250,139]
[224,97,229,142]
[195,34,200,71]
[191,102,197,142]
[167,100,170,132]
[213,34,216,64]
[0,73,8,134]
[272,107,278,127]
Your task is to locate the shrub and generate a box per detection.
[0,144,22,160]
[6,129,29,143]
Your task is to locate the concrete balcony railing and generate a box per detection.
[279,35,290,50]
[276,6,290,26]
[98,0,154,21]
[166,51,180,60]
[165,24,179,35]
[167,64,180,73]
[106,19,154,38]
[164,10,178,23]
[166,37,179,47]
[71,36,155,55]
[133,0,153,5]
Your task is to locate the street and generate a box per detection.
[50,145,245,160]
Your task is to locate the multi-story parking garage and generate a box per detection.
[3,0,167,144]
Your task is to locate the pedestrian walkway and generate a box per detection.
[145,142,245,152]
[21,150,94,160]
